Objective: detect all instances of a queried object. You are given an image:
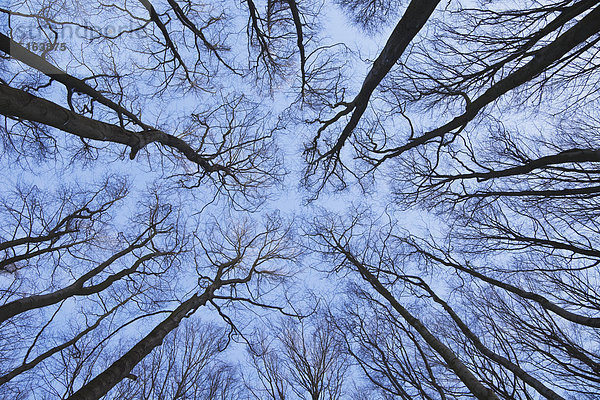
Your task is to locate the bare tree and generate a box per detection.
[108,320,243,400]
[304,1,600,191]
[59,213,298,399]
[309,203,600,399]
[0,0,322,206]
[298,3,600,398]
[247,316,349,400]
[4,0,600,399]
[0,177,183,397]
[1,1,312,397]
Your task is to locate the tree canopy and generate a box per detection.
[1,0,600,399]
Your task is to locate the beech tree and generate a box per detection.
[107,320,243,400]
[3,0,600,399]
[0,177,181,396]
[305,1,600,399]
[1,0,306,398]
[246,316,349,400]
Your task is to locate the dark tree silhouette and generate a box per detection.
[3,0,600,399]
[247,316,349,400]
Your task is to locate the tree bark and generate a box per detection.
[414,278,564,400]
[0,250,159,322]
[0,33,146,128]
[322,0,441,156]
[381,4,600,162]
[66,282,220,400]
[0,83,217,169]
[341,250,499,400]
